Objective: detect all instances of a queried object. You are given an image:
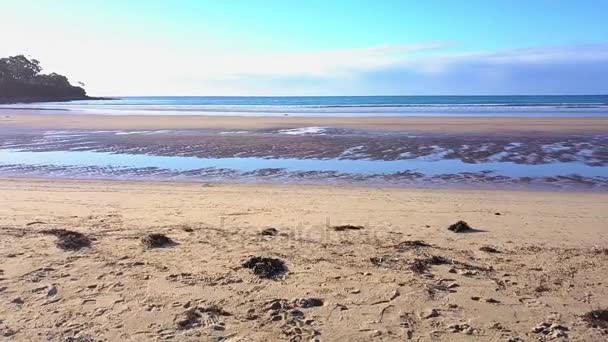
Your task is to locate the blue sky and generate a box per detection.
[2,0,607,95]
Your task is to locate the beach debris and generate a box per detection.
[458,269,478,276]
[295,298,324,308]
[507,337,523,342]
[26,220,47,226]
[47,285,58,297]
[40,229,91,250]
[396,240,431,251]
[448,323,476,334]
[447,220,473,233]
[198,304,232,317]
[181,226,194,232]
[175,305,231,330]
[532,322,569,339]
[331,224,364,231]
[421,308,440,319]
[0,324,16,337]
[495,212,501,216]
[592,247,608,255]
[410,259,430,274]
[242,256,287,279]
[582,309,608,329]
[410,255,451,274]
[264,299,320,339]
[399,240,430,247]
[141,233,174,248]
[175,308,201,330]
[369,256,384,266]
[260,227,278,236]
[428,255,451,265]
[479,246,500,253]
[11,297,24,305]
[484,298,501,304]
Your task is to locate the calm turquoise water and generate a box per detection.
[2,95,607,117]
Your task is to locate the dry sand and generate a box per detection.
[2,112,608,134]
[1,177,607,341]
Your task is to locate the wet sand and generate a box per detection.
[1,178,607,341]
[3,112,608,134]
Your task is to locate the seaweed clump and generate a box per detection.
[141,233,174,248]
[410,255,451,274]
[583,309,608,329]
[40,229,91,251]
[242,256,288,279]
[331,225,364,231]
[260,227,279,236]
[479,246,500,253]
[448,221,473,233]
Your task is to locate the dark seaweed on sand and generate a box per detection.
[396,240,431,252]
[331,225,364,231]
[400,240,431,248]
[410,259,430,274]
[40,229,91,251]
[479,246,500,253]
[583,309,608,329]
[410,255,451,274]
[141,233,174,248]
[260,227,279,236]
[448,220,473,233]
[242,256,287,279]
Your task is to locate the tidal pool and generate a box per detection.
[0,149,606,178]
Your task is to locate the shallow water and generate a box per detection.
[1,149,606,178]
[2,95,608,117]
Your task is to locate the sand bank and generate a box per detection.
[1,178,607,340]
[2,112,608,134]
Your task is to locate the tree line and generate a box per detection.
[0,55,89,103]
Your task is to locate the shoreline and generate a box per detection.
[2,112,608,134]
[0,175,606,194]
[0,96,113,105]
[2,113,607,191]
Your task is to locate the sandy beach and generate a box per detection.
[4,0,608,340]
[3,112,608,134]
[1,177,607,341]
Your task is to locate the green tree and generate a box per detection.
[0,55,88,101]
[0,55,42,80]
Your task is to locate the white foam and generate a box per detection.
[115,130,170,135]
[541,143,570,152]
[277,127,327,135]
[219,131,249,135]
[339,146,365,158]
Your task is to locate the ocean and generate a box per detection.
[2,95,608,117]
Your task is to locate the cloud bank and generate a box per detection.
[5,38,607,95]
[118,43,608,95]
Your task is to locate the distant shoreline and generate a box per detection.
[0,96,113,105]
